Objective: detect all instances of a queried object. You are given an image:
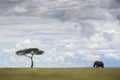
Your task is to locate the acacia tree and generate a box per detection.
[16,48,44,68]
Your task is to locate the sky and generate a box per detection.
[0,0,120,68]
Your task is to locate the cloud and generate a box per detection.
[0,0,112,20]
[0,0,120,67]
[109,0,120,9]
[105,53,120,60]
[103,32,114,41]
[78,22,96,38]
[0,0,119,24]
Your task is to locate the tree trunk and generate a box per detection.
[30,54,33,68]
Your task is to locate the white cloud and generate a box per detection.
[16,39,36,50]
[105,53,120,60]
[11,6,28,13]
[82,53,100,61]
[24,39,31,44]
[0,0,120,67]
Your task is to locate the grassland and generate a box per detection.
[0,68,119,80]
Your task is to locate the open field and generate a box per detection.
[0,68,119,80]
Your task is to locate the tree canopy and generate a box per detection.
[16,48,44,68]
[16,48,44,56]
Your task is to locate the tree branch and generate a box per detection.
[25,55,31,58]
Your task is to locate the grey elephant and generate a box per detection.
[93,61,104,68]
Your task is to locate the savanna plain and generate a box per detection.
[0,68,119,80]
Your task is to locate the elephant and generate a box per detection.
[93,61,104,68]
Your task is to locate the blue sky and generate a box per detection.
[0,0,120,68]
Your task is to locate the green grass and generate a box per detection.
[0,68,119,80]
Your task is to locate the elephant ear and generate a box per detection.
[93,61,97,67]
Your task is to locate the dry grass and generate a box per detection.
[0,68,119,80]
